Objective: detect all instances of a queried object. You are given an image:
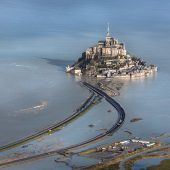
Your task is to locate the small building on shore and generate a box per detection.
[74,68,82,76]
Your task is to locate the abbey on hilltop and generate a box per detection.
[66,24,157,78]
[86,23,126,60]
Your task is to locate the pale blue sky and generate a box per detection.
[0,0,170,60]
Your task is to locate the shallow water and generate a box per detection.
[111,71,170,142]
[0,57,90,145]
[0,99,118,158]
[0,0,170,169]
[133,158,168,170]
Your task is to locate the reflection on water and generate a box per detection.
[15,101,48,115]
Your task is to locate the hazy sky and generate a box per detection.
[0,0,170,60]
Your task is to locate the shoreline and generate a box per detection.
[121,144,170,170]
[82,143,170,170]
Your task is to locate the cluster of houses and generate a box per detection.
[96,139,156,153]
[96,59,157,78]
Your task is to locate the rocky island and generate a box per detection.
[66,24,157,78]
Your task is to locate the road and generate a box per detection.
[82,82,125,135]
[0,82,125,167]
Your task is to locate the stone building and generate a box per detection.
[86,24,127,59]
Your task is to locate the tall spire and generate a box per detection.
[107,22,110,36]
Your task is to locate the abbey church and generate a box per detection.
[85,24,127,60]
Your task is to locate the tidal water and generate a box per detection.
[113,72,170,142]
[133,158,168,170]
[0,0,170,169]
[0,57,90,145]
